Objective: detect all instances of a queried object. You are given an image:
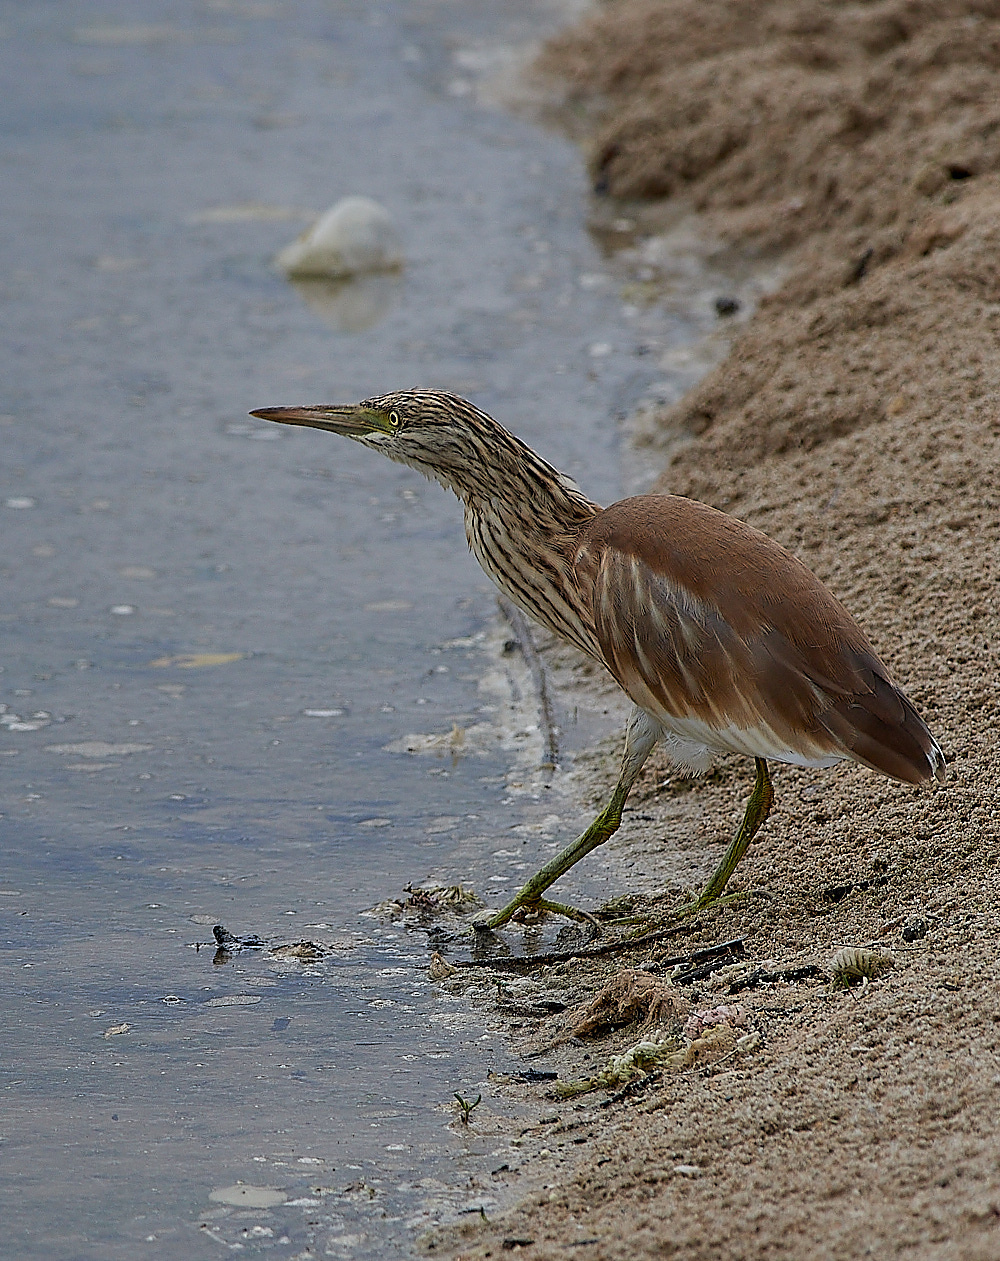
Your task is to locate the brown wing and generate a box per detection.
[572,496,945,784]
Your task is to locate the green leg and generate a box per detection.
[477,707,660,932]
[482,782,631,931]
[693,757,773,909]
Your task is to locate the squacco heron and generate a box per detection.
[251,391,946,931]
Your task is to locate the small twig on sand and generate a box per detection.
[452,928,744,972]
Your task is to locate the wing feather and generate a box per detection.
[572,496,945,783]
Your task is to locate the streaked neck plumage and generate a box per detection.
[463,426,602,660]
[388,396,603,658]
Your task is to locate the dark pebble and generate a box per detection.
[902,916,928,942]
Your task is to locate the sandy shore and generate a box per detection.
[427,4,1000,1258]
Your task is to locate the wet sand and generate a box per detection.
[432,3,1000,1258]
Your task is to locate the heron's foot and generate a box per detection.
[684,887,749,917]
[622,888,749,939]
[473,896,601,934]
[516,897,601,931]
[590,893,651,928]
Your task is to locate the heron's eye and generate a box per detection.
[389,410,401,428]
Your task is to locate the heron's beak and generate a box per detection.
[249,404,391,437]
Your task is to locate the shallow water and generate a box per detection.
[0,0,713,1255]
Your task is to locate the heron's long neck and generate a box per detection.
[456,430,603,659]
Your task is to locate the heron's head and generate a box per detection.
[251,389,504,494]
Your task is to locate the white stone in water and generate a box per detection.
[275,196,403,279]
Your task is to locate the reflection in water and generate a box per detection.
[289,272,404,334]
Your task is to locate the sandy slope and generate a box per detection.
[431,4,1000,1258]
